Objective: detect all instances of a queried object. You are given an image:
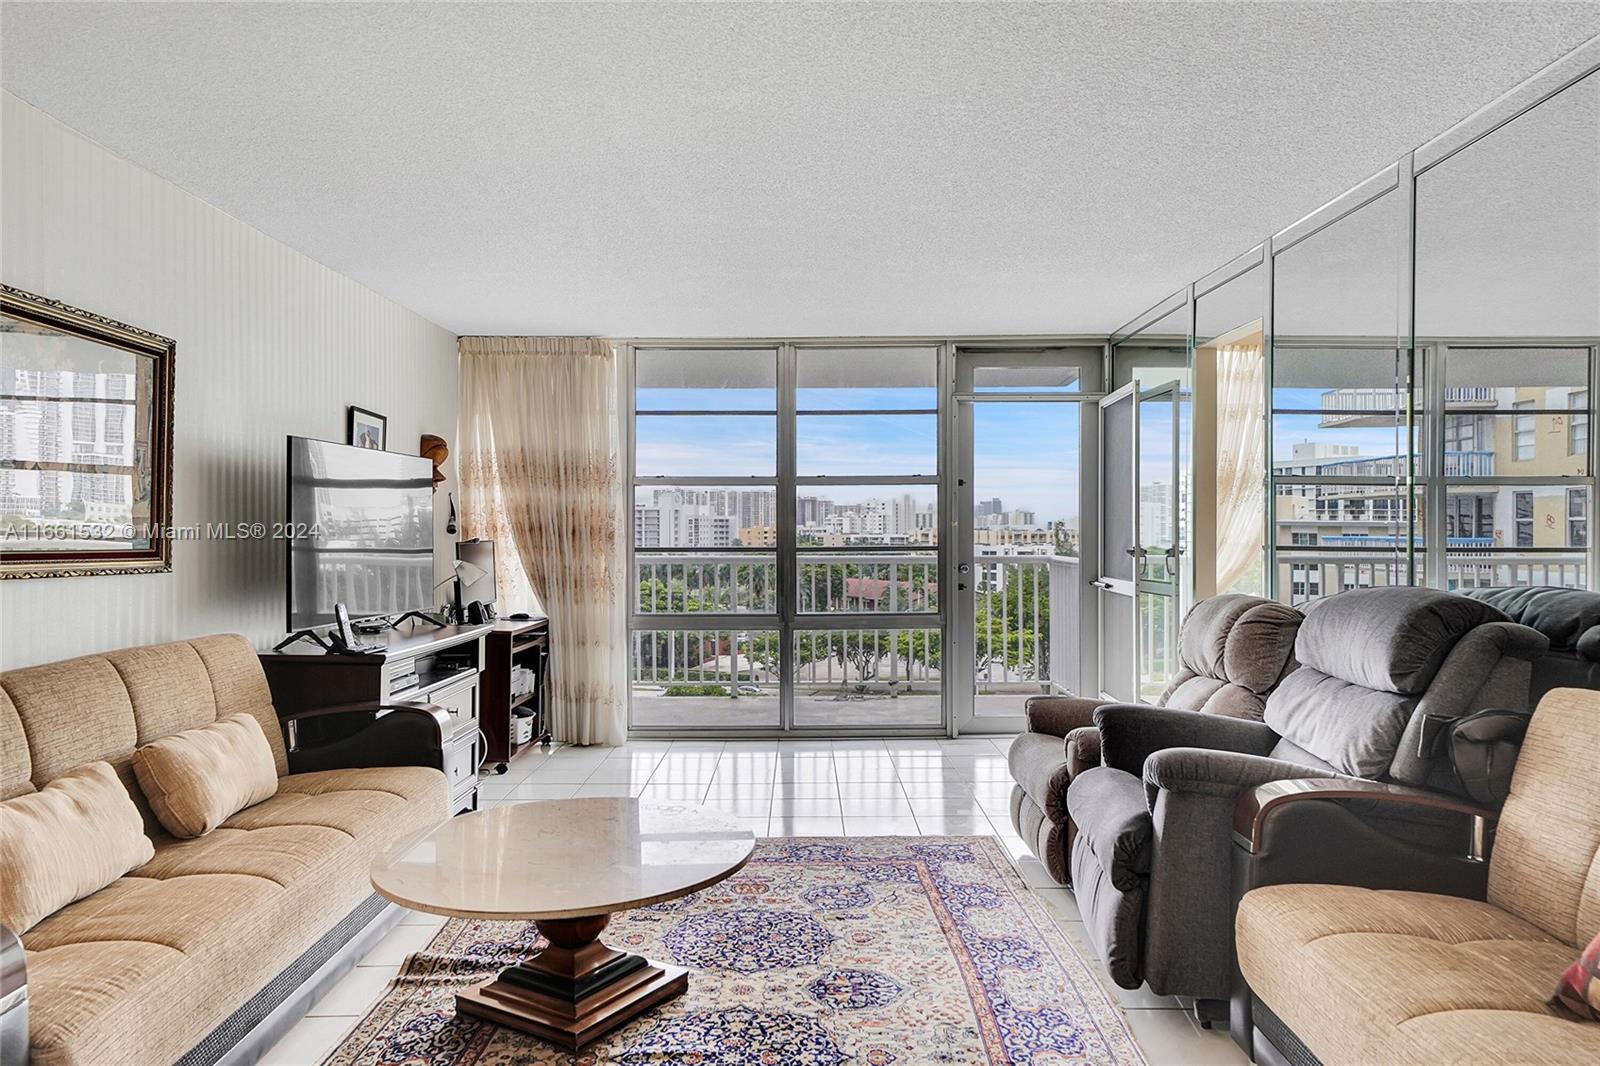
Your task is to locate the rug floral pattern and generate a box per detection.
[326,837,1145,1065]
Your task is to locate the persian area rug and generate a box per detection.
[325,837,1146,1065]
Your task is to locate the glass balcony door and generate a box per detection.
[951,348,1100,734]
[1135,380,1184,701]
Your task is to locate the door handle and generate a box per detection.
[1091,580,1116,591]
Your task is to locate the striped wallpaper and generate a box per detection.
[0,91,461,668]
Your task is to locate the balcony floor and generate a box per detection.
[629,687,1037,729]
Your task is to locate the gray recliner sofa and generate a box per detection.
[1461,585,1600,702]
[1007,594,1302,883]
[1065,586,1549,1023]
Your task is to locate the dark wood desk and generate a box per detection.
[481,617,551,772]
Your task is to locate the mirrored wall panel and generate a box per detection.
[1417,71,1598,590]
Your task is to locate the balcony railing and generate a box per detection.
[629,552,1083,698]
[1277,552,1587,607]
[1316,387,1498,427]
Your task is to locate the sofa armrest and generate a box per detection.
[1025,695,1107,737]
[283,701,450,774]
[1096,704,1278,776]
[1233,778,1496,855]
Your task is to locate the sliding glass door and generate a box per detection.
[628,342,945,734]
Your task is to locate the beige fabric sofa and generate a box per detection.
[1,635,450,1066]
[1235,687,1600,1065]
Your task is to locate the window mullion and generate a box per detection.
[777,342,798,730]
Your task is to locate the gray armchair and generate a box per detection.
[1066,586,1548,1024]
[1007,594,1301,883]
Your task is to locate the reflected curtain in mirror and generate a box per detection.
[1214,337,1266,594]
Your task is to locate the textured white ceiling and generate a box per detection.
[3,2,1598,337]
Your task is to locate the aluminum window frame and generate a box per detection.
[621,333,1110,738]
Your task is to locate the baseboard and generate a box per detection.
[175,894,403,1066]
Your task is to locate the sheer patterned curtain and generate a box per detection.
[458,337,627,746]
[1215,342,1266,594]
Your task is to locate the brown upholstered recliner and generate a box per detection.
[1006,593,1303,883]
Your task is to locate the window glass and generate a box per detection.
[796,348,936,410]
[635,348,776,411]
[635,415,776,477]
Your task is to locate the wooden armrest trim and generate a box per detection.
[1233,778,1497,854]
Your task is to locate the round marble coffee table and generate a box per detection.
[371,798,755,1051]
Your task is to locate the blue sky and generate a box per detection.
[635,385,1406,529]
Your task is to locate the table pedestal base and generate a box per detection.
[456,913,687,1050]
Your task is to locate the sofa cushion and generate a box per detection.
[1237,883,1600,1066]
[1296,587,1505,695]
[0,636,290,842]
[132,712,279,838]
[1263,667,1414,778]
[19,765,447,1066]
[1489,688,1600,947]
[0,762,154,934]
[1158,595,1301,719]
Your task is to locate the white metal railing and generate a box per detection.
[792,629,941,693]
[1277,553,1587,607]
[630,553,1084,697]
[630,629,780,689]
[796,554,938,613]
[975,555,1078,692]
[635,554,777,614]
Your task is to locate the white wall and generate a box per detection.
[0,92,460,668]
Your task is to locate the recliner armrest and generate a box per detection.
[1025,694,1108,737]
[1096,703,1278,776]
[1231,777,1497,901]
[1233,777,1496,855]
[1065,726,1101,778]
[1066,768,1152,892]
[1143,748,1341,803]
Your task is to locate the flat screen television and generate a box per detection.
[285,436,434,631]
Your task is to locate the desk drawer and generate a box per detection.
[429,675,479,741]
[442,729,479,795]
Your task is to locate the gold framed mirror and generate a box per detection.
[0,284,175,578]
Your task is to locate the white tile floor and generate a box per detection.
[260,738,1251,1065]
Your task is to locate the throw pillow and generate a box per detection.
[1552,931,1600,1021]
[0,761,156,933]
[132,711,279,838]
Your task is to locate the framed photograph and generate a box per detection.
[347,405,387,450]
[1,284,176,579]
